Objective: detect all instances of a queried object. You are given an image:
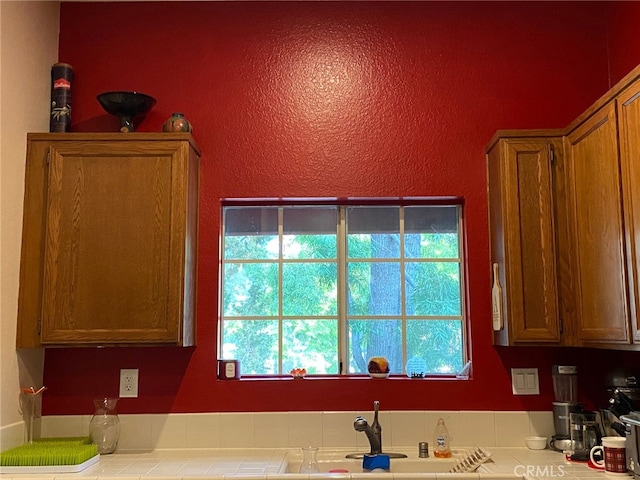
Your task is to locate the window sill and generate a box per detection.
[218,374,468,381]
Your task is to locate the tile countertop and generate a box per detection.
[0,447,624,480]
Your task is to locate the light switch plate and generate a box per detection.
[511,368,539,395]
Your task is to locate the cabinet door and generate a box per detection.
[618,80,640,343]
[39,138,195,345]
[566,103,630,343]
[487,137,561,345]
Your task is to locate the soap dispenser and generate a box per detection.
[433,417,452,458]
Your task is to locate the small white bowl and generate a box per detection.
[525,436,548,450]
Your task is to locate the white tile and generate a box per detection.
[117,414,153,451]
[497,417,524,449]
[434,474,478,479]
[0,420,24,450]
[528,411,554,438]
[494,411,530,447]
[34,409,561,452]
[220,412,255,448]
[389,411,427,447]
[148,458,189,475]
[322,411,357,448]
[40,414,85,438]
[222,476,267,480]
[395,474,439,479]
[482,473,521,480]
[151,413,186,448]
[458,411,495,447]
[287,412,322,448]
[185,413,221,448]
[180,458,219,475]
[425,411,460,449]
[81,414,93,436]
[255,412,289,448]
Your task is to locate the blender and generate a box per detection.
[550,365,583,451]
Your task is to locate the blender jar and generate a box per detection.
[553,365,578,402]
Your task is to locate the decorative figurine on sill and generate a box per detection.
[368,357,390,378]
[406,357,427,378]
[290,368,307,379]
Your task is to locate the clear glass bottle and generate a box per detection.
[433,417,452,458]
[299,446,319,473]
[89,397,121,454]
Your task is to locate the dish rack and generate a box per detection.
[449,446,492,473]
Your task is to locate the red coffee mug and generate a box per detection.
[590,436,628,476]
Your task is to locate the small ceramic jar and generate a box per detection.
[162,112,192,133]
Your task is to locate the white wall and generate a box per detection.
[0,1,59,450]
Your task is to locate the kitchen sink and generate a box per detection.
[284,456,458,473]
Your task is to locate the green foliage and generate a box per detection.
[225,234,278,260]
[223,263,278,316]
[283,263,337,316]
[284,234,337,259]
[406,320,464,373]
[222,319,278,374]
[283,319,339,373]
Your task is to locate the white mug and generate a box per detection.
[590,436,628,476]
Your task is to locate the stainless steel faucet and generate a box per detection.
[354,400,382,454]
[346,400,407,459]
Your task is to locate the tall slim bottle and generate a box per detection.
[433,417,452,458]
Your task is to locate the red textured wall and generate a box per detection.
[42,1,633,415]
[606,2,640,85]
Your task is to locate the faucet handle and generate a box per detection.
[354,416,369,431]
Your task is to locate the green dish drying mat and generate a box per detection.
[0,437,100,473]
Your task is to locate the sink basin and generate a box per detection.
[284,457,458,473]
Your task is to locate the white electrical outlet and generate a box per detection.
[119,368,139,398]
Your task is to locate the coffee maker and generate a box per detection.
[568,411,601,461]
[550,365,583,452]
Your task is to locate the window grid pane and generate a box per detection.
[220,204,465,376]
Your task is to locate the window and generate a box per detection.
[220,202,466,376]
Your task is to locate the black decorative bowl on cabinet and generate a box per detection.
[97,91,156,133]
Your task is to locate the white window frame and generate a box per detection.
[219,200,468,377]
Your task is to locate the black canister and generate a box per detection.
[50,63,74,132]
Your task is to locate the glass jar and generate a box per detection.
[89,397,121,454]
[299,446,319,473]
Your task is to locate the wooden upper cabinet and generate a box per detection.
[618,79,640,343]
[17,133,200,347]
[486,64,640,350]
[565,103,631,344]
[487,135,563,345]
